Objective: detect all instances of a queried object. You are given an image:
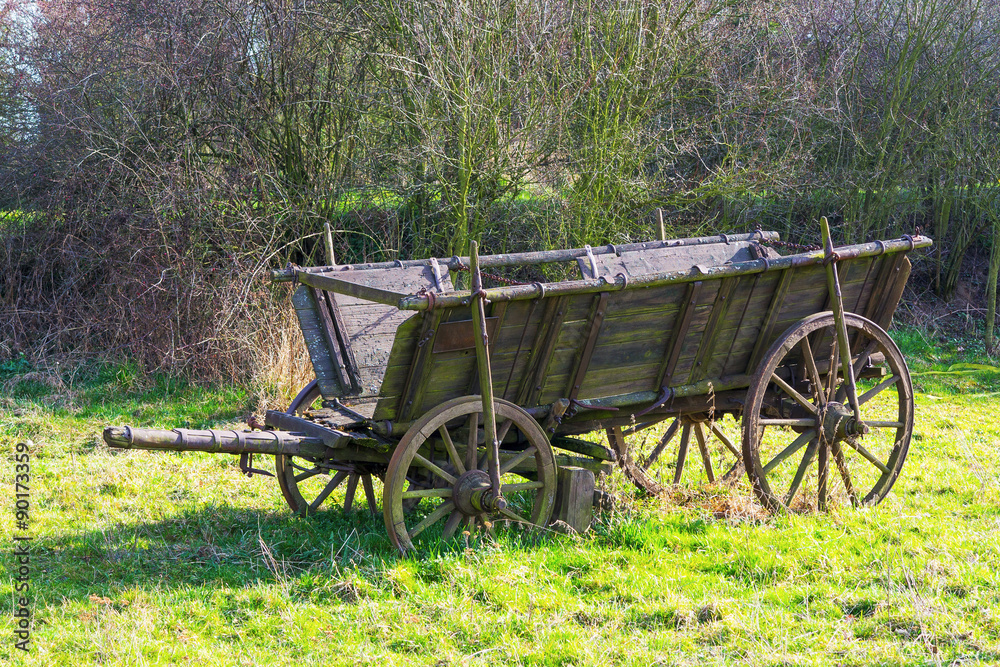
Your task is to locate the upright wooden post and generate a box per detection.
[819,216,860,421]
[470,241,502,499]
[553,467,595,533]
[655,208,666,241]
[324,222,336,266]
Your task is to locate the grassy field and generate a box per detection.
[2,331,999,666]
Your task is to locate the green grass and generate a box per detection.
[2,349,999,666]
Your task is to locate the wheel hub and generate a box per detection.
[820,401,867,441]
[452,469,505,515]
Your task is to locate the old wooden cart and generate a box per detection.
[104,219,931,552]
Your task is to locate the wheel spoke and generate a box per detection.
[401,486,453,499]
[361,475,378,515]
[830,441,858,506]
[799,335,826,406]
[497,506,531,525]
[499,446,536,475]
[466,412,479,470]
[408,501,455,539]
[442,510,464,541]
[826,338,840,404]
[857,375,901,406]
[673,423,692,485]
[501,480,545,492]
[411,452,457,485]
[693,423,715,483]
[308,471,348,512]
[643,419,680,469]
[760,418,816,427]
[343,473,358,511]
[852,338,880,377]
[295,467,323,483]
[784,440,818,506]
[763,429,816,475]
[496,418,513,444]
[843,437,891,474]
[709,422,742,459]
[817,441,829,510]
[438,424,466,475]
[771,373,819,415]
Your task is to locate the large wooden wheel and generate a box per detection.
[608,414,743,495]
[743,312,914,512]
[275,381,380,516]
[383,396,557,553]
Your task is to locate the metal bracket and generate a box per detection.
[239,452,275,478]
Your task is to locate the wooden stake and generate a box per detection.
[324,222,336,266]
[470,241,501,496]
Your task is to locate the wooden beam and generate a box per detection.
[516,296,568,408]
[323,290,363,392]
[565,292,609,401]
[311,288,352,395]
[396,309,444,421]
[656,281,703,389]
[745,268,796,374]
[688,277,737,384]
[297,271,404,306]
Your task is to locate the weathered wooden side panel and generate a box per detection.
[582,241,759,278]
[292,286,346,399]
[367,246,918,422]
[298,265,451,402]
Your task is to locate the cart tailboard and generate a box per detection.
[292,264,452,401]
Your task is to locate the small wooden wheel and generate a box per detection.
[608,413,743,495]
[275,381,380,516]
[743,312,914,512]
[383,396,557,553]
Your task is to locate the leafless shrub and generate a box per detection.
[1,0,999,379]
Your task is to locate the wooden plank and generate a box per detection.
[292,286,342,398]
[863,253,906,324]
[324,290,363,392]
[516,296,569,407]
[744,268,796,374]
[371,316,425,420]
[870,256,912,330]
[655,281,704,389]
[688,277,737,384]
[565,293,609,400]
[465,301,510,395]
[589,241,758,278]
[433,317,500,353]
[312,287,353,395]
[396,310,445,421]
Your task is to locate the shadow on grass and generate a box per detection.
[36,499,643,600]
[36,505,401,598]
